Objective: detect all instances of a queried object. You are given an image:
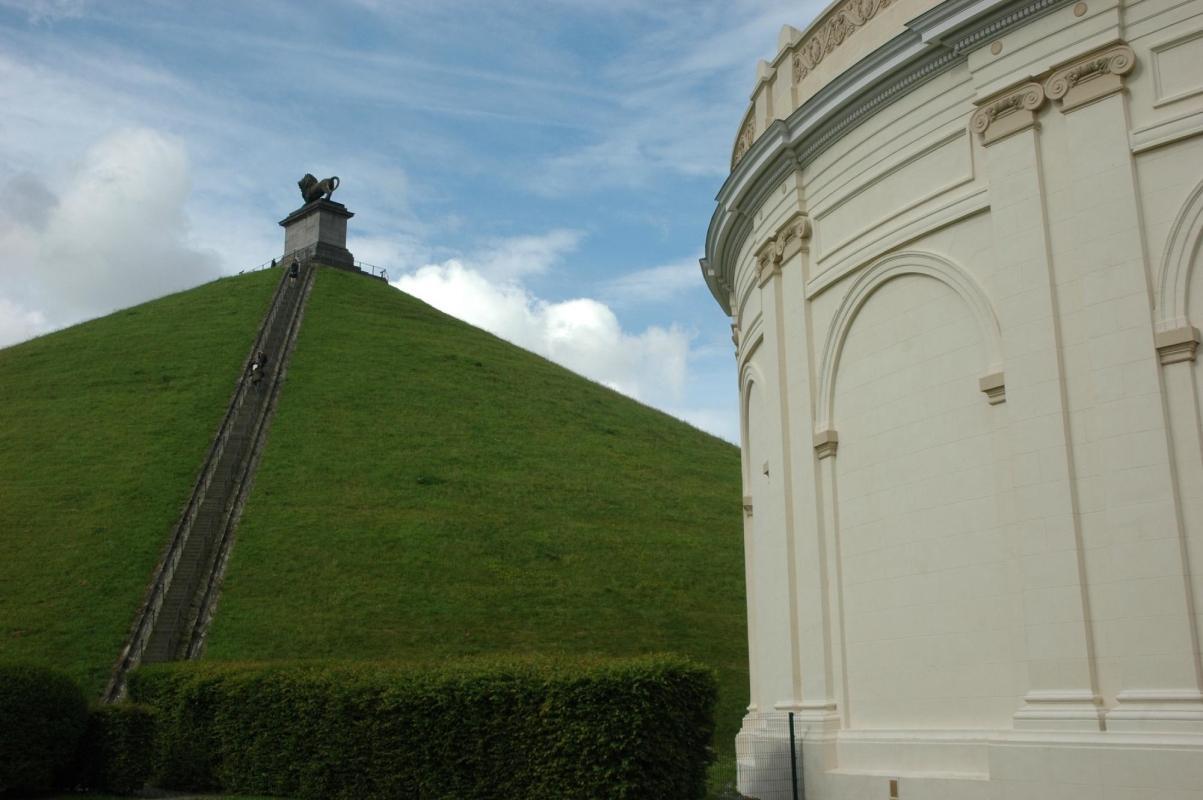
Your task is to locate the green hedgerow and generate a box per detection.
[0,663,89,796]
[74,703,158,795]
[130,655,717,800]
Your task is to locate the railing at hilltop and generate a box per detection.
[235,251,390,282]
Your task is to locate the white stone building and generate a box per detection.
[701,0,1203,795]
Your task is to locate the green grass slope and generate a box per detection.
[206,267,748,755]
[0,270,279,694]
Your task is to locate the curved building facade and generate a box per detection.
[702,0,1203,795]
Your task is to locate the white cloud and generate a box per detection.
[0,128,220,347]
[0,298,49,346]
[394,258,691,407]
[472,229,583,280]
[602,258,702,304]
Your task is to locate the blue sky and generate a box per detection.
[0,0,822,442]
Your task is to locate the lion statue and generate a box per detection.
[298,173,340,203]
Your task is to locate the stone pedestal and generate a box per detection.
[278,199,355,269]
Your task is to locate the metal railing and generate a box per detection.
[104,263,301,701]
[354,261,390,281]
[738,712,804,800]
[234,253,390,283]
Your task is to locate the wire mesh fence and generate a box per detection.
[736,711,805,800]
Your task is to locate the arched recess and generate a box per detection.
[739,339,767,487]
[814,250,1004,435]
[1157,176,1203,331]
[739,339,799,712]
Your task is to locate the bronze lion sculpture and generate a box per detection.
[298,173,340,203]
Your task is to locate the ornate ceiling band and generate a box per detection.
[970,82,1046,145]
[1045,42,1135,111]
[756,213,812,285]
[792,0,895,85]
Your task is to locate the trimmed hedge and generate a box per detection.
[0,663,89,796]
[74,703,157,795]
[129,655,717,800]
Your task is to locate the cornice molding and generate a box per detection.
[1045,42,1135,111]
[704,0,1075,314]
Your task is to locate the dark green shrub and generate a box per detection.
[74,703,157,795]
[0,663,89,796]
[130,655,717,800]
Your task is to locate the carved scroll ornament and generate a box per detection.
[969,82,1046,144]
[732,113,757,168]
[1045,43,1135,110]
[792,0,894,84]
[756,214,812,284]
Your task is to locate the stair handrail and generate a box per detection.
[185,261,317,659]
[103,264,299,701]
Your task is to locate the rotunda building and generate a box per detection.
[702,0,1203,795]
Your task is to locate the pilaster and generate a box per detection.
[778,213,845,731]
[753,213,813,714]
[1047,42,1203,731]
[975,77,1103,730]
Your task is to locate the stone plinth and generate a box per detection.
[279,199,355,268]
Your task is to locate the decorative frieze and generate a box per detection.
[969,82,1046,144]
[791,0,895,85]
[756,213,812,286]
[1155,325,1200,364]
[1045,43,1136,111]
[732,112,757,169]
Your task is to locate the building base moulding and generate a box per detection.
[735,710,1203,800]
[1106,689,1203,732]
[1012,689,1105,730]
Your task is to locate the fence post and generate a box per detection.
[789,711,800,800]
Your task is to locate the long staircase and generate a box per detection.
[104,261,317,701]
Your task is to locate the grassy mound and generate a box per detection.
[205,267,747,755]
[0,270,278,694]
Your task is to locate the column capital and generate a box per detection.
[969,81,1046,145]
[1045,42,1136,112]
[755,213,811,286]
